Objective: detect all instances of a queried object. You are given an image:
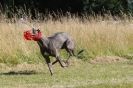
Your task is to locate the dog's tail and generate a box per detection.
[77,49,84,55]
[75,49,84,58]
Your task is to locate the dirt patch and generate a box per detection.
[90,56,128,64]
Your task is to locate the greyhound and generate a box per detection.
[24,28,83,75]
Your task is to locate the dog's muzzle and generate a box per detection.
[24,30,42,41]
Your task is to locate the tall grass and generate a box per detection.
[0,14,133,64]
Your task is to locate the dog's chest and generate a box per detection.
[44,48,55,56]
[42,44,56,56]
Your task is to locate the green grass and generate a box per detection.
[0,60,132,88]
[0,14,133,88]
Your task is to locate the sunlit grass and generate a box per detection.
[0,60,132,88]
[0,15,133,64]
[0,13,133,88]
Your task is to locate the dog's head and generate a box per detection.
[24,28,42,41]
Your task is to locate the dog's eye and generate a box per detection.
[32,29,36,34]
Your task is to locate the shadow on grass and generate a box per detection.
[0,70,37,75]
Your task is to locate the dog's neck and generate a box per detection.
[37,37,49,48]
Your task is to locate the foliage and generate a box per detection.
[83,0,128,14]
[0,0,131,16]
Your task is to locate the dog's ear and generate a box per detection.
[37,29,40,32]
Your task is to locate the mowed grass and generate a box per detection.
[0,60,133,88]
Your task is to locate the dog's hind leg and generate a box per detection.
[52,60,58,65]
[56,56,68,67]
[65,39,75,64]
[65,49,74,65]
[49,48,67,67]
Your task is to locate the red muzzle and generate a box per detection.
[24,30,42,41]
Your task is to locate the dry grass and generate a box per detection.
[0,15,133,64]
[90,56,128,64]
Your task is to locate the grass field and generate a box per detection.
[0,15,133,88]
[0,16,133,64]
[0,59,133,88]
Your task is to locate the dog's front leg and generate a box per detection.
[41,50,53,76]
[45,56,53,76]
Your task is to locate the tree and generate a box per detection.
[82,0,128,14]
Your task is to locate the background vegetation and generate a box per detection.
[0,14,133,64]
[0,0,132,18]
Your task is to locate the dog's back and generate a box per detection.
[48,32,74,49]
